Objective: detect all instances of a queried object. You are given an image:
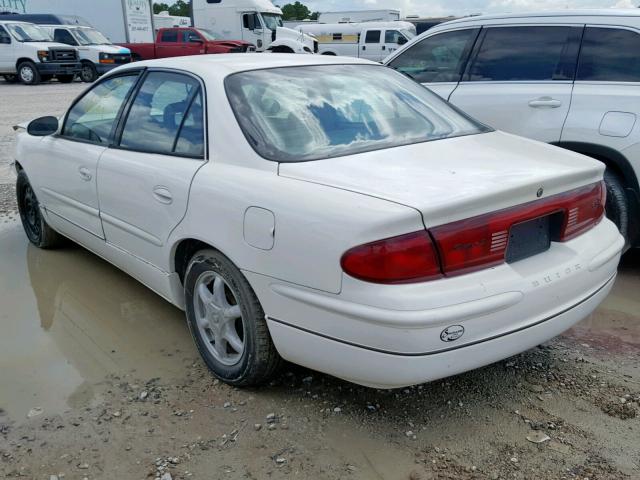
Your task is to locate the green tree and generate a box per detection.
[153,2,171,14]
[168,0,190,17]
[281,2,311,21]
[309,11,320,21]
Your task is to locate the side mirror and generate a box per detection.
[397,36,408,45]
[28,116,59,136]
[189,37,204,44]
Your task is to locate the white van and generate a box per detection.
[192,0,317,53]
[296,22,415,62]
[0,20,80,84]
[40,25,131,82]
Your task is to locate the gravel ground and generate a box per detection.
[0,81,639,480]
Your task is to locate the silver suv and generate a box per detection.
[386,9,640,247]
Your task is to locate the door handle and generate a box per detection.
[78,167,92,181]
[362,45,366,50]
[528,97,562,109]
[382,45,386,50]
[152,186,173,204]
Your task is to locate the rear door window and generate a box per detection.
[365,30,381,43]
[577,27,640,82]
[119,71,204,158]
[466,26,580,82]
[387,29,479,83]
[160,30,179,42]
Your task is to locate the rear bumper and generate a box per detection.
[266,274,615,388]
[246,219,624,388]
[36,62,81,75]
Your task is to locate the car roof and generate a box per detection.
[115,53,378,78]
[0,20,32,25]
[440,9,640,27]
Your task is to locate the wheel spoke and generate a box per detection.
[213,335,228,357]
[223,305,241,321]
[212,276,229,307]
[223,327,244,354]
[198,282,214,305]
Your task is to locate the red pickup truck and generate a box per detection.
[122,27,255,61]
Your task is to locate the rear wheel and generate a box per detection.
[57,74,75,84]
[17,61,40,85]
[184,249,282,386]
[80,62,98,83]
[604,169,629,244]
[16,170,64,249]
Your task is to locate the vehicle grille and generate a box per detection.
[50,49,77,62]
[112,54,131,64]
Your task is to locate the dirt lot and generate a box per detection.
[0,81,639,480]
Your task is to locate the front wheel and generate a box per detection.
[17,61,40,85]
[604,169,629,244]
[16,170,64,249]
[184,249,282,386]
[80,63,98,83]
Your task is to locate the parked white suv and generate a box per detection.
[386,10,640,247]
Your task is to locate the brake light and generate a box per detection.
[340,231,443,284]
[431,181,605,276]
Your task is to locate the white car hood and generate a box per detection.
[278,131,605,227]
[276,26,315,48]
[26,41,72,50]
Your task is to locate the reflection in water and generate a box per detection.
[0,223,192,422]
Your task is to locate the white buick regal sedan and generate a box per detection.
[14,54,624,388]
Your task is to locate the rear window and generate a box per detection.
[225,64,488,162]
[577,27,640,82]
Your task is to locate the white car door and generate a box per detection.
[97,70,206,268]
[31,73,140,238]
[562,26,640,149]
[386,27,480,100]
[0,25,15,73]
[448,25,582,143]
[361,29,384,61]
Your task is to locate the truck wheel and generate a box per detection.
[184,249,282,387]
[57,74,75,84]
[80,63,98,83]
[16,170,64,249]
[18,61,40,85]
[604,169,629,245]
[3,74,18,83]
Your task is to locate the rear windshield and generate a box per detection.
[225,64,488,162]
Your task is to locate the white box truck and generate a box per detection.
[192,0,317,53]
[154,11,191,31]
[3,0,155,44]
[318,10,401,24]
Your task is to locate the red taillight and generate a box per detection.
[431,181,605,276]
[340,231,443,284]
[341,182,605,284]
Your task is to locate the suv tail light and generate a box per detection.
[340,231,443,284]
[341,182,605,283]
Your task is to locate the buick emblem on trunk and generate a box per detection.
[440,325,465,342]
[537,187,544,198]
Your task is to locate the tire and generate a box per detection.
[80,62,98,83]
[604,169,629,244]
[57,74,75,84]
[16,170,64,249]
[3,74,18,83]
[17,61,40,85]
[184,249,282,386]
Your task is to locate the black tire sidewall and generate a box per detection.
[184,251,261,384]
[604,170,629,242]
[80,63,97,83]
[16,171,44,246]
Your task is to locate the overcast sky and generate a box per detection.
[293,0,637,17]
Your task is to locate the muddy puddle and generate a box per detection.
[0,221,193,423]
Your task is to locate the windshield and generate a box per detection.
[73,27,111,45]
[198,28,217,41]
[261,13,283,31]
[225,65,488,162]
[6,23,51,42]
